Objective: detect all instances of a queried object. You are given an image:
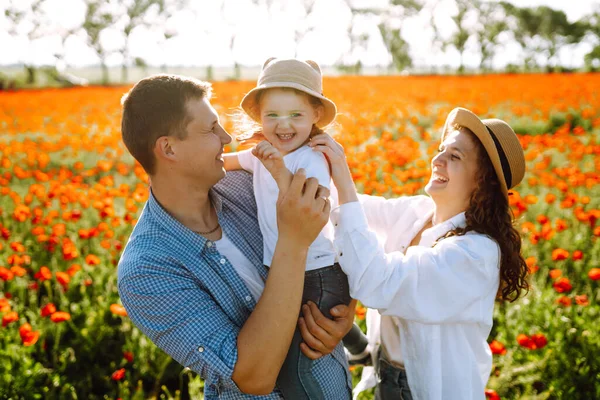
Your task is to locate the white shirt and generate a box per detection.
[331,194,501,400]
[238,145,337,270]
[214,230,265,302]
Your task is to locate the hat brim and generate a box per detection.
[240,82,337,128]
[442,108,509,198]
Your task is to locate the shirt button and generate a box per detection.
[198,346,204,353]
[206,242,213,248]
[220,258,226,264]
[339,252,343,257]
[245,295,252,301]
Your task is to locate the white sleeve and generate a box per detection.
[334,202,500,324]
[356,194,431,238]
[237,149,257,173]
[295,150,331,189]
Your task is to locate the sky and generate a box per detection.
[0,0,598,70]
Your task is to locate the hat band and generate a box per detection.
[486,126,512,188]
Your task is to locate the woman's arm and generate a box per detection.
[333,201,500,324]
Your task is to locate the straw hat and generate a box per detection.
[442,107,526,199]
[240,58,337,128]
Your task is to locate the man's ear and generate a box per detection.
[155,136,176,160]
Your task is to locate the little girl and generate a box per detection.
[223,58,366,400]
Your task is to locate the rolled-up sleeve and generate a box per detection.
[333,202,500,324]
[118,262,241,390]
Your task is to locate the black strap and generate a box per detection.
[486,126,512,188]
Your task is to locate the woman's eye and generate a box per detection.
[291,113,301,117]
[266,113,277,118]
[451,155,460,160]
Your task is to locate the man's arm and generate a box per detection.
[232,170,331,394]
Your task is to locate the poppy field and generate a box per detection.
[0,73,599,399]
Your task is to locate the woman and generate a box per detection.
[307,107,530,400]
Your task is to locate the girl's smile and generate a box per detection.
[259,88,323,155]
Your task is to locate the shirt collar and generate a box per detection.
[148,188,223,251]
[420,212,467,247]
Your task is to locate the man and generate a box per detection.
[117,74,355,399]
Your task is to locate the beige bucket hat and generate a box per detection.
[240,58,337,128]
[442,107,526,199]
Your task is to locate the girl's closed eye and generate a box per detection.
[451,154,461,160]
[291,112,302,117]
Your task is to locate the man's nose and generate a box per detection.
[218,125,232,144]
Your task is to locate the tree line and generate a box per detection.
[3,0,600,86]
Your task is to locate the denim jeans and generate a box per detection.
[276,263,361,400]
[374,350,414,400]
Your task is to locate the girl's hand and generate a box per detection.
[309,134,358,205]
[253,141,292,192]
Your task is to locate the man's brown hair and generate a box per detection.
[121,74,212,175]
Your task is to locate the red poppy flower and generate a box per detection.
[489,340,506,355]
[110,304,128,317]
[588,268,600,281]
[50,311,71,323]
[34,266,52,281]
[485,389,501,400]
[575,294,589,306]
[551,248,569,261]
[19,323,40,346]
[123,351,134,363]
[41,303,57,317]
[556,296,571,307]
[553,277,572,293]
[2,311,19,327]
[111,368,126,381]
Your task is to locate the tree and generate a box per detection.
[449,0,473,74]
[500,2,540,71]
[582,9,600,71]
[82,0,115,85]
[117,0,162,83]
[346,0,423,73]
[116,0,187,81]
[537,6,585,71]
[473,0,507,72]
[4,0,47,84]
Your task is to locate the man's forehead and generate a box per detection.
[187,97,218,124]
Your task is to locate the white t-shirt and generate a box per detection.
[238,145,336,270]
[214,230,265,302]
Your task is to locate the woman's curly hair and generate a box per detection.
[436,125,529,302]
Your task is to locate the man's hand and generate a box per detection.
[298,299,357,359]
[277,169,331,250]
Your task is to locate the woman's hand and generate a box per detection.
[309,133,358,205]
[298,299,358,359]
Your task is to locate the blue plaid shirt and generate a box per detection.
[118,171,352,399]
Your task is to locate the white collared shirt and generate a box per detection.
[331,194,501,400]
